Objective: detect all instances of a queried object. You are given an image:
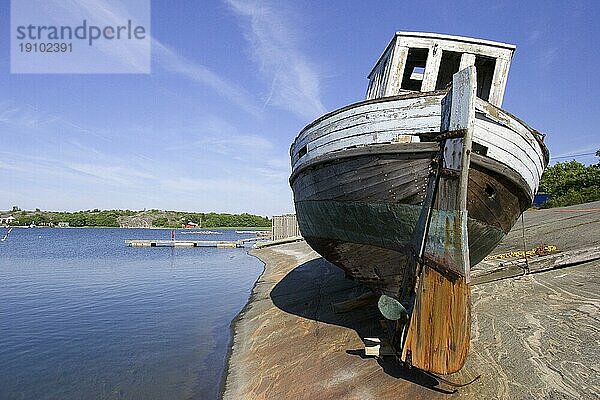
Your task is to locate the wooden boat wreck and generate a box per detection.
[289,32,549,374]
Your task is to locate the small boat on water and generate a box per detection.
[289,32,548,374]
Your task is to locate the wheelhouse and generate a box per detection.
[366,32,515,107]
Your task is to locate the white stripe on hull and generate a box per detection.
[291,94,546,195]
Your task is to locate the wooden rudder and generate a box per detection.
[401,66,476,374]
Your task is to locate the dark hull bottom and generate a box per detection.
[297,201,505,300]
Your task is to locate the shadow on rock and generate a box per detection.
[270,256,451,393]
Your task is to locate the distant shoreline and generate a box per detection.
[1,209,273,230]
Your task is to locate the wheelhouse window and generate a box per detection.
[474,55,496,101]
[435,50,462,90]
[401,48,428,91]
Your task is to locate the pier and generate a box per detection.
[125,238,258,248]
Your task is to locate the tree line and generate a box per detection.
[538,150,600,208]
[150,211,271,228]
[3,209,271,228]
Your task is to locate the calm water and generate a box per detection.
[0,228,264,400]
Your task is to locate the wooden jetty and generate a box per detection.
[125,238,257,248]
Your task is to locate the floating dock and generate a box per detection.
[125,239,245,248]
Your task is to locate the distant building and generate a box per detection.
[183,221,199,229]
[0,216,16,225]
[58,222,70,228]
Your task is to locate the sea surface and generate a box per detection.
[0,227,264,400]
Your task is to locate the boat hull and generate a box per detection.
[290,92,548,303]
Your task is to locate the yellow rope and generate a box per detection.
[484,244,557,261]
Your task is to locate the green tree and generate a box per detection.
[152,217,169,228]
[539,151,600,208]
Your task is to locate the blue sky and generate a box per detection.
[1,0,598,215]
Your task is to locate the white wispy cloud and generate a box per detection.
[0,102,60,128]
[38,0,150,73]
[66,162,155,186]
[40,0,262,116]
[152,40,262,117]
[225,0,326,120]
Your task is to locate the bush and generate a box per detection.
[539,152,600,208]
[152,217,169,227]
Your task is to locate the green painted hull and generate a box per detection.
[295,199,504,299]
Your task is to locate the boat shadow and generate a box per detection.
[269,256,454,394]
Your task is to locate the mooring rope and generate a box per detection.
[520,214,530,274]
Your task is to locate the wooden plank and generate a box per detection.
[475,99,546,161]
[421,44,442,92]
[125,240,243,248]
[294,94,445,149]
[472,246,600,285]
[488,57,511,106]
[291,96,546,200]
[384,44,408,97]
[470,152,534,201]
[292,155,432,204]
[395,35,513,60]
[459,53,476,70]
[474,119,545,175]
[402,66,476,374]
[475,118,544,175]
[308,114,439,151]
[290,142,439,182]
[402,266,471,372]
[364,337,394,357]
[272,215,300,240]
[295,95,443,149]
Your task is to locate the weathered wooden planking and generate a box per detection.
[294,95,444,150]
[467,166,523,233]
[384,42,408,97]
[290,95,546,200]
[367,43,394,99]
[470,152,533,203]
[459,53,476,70]
[303,236,412,299]
[271,214,300,241]
[308,116,439,152]
[290,141,439,182]
[474,119,545,192]
[421,43,442,92]
[305,106,440,145]
[472,246,600,285]
[125,240,242,248]
[401,265,471,373]
[293,158,430,203]
[297,94,441,141]
[296,202,506,300]
[475,120,544,176]
[402,66,476,374]
[489,57,511,105]
[429,66,476,269]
